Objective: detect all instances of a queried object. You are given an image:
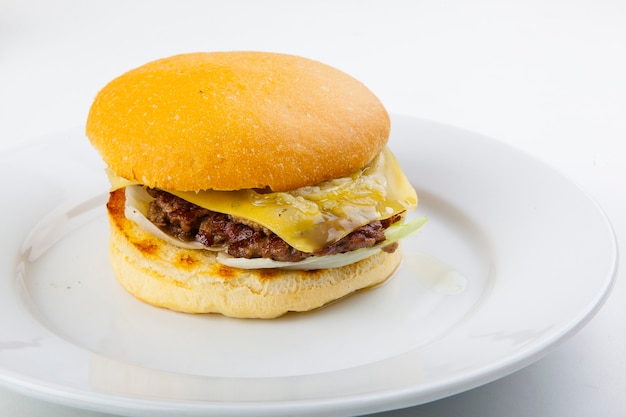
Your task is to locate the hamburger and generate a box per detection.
[86,51,426,318]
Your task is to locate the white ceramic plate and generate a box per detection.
[0,116,617,417]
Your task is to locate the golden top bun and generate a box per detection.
[87,51,390,192]
[106,189,401,318]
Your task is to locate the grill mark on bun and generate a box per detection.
[108,188,160,256]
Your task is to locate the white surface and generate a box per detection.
[0,119,615,416]
[0,1,624,416]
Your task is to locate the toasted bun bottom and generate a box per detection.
[106,189,402,319]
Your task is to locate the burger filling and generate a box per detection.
[114,147,427,270]
[145,188,401,262]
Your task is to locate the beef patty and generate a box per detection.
[145,188,400,263]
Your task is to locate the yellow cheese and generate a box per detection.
[109,147,417,253]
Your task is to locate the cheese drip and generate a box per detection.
[108,147,417,253]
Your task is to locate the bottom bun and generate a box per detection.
[106,189,402,319]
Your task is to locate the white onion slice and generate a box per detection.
[217,246,382,271]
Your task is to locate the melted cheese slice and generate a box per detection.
[109,147,417,253]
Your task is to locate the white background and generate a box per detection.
[1,1,624,416]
